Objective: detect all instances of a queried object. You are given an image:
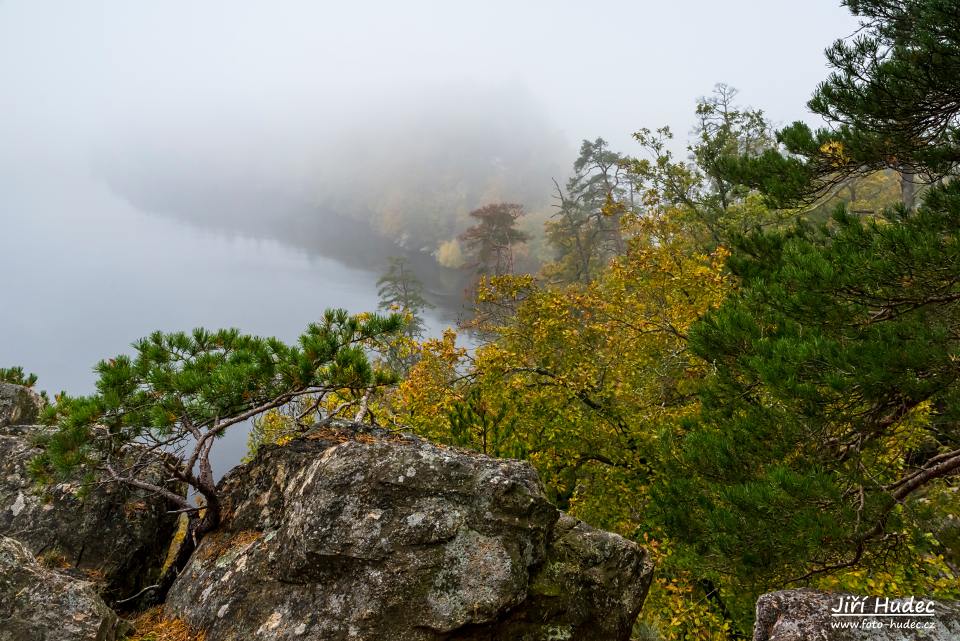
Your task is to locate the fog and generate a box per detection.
[0,2,855,472]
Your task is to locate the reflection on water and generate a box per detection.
[0,165,455,478]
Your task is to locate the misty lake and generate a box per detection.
[0,163,457,478]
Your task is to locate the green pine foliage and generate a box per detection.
[459,203,530,277]
[640,2,960,631]
[446,387,526,459]
[729,0,960,206]
[32,308,403,541]
[0,366,38,388]
[809,0,960,176]
[377,256,434,339]
[655,181,960,616]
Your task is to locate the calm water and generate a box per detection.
[0,161,454,477]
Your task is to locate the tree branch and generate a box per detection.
[103,462,190,510]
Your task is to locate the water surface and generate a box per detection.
[0,162,452,476]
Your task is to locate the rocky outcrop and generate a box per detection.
[165,422,653,641]
[0,381,42,427]
[0,535,127,641]
[0,385,183,601]
[754,589,960,641]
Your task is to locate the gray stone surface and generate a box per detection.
[0,535,127,641]
[165,422,653,641]
[0,417,183,601]
[754,589,960,641]
[0,381,42,427]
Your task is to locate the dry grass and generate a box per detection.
[123,607,205,641]
[305,425,406,445]
[81,566,107,583]
[36,547,71,570]
[304,427,352,443]
[191,529,262,563]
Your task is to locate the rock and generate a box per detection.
[754,589,960,640]
[165,422,653,641]
[0,535,128,641]
[0,382,42,427]
[0,421,184,602]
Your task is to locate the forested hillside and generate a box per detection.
[384,1,960,635]
[16,1,960,639]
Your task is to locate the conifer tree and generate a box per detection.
[732,0,960,206]
[657,187,960,588]
[546,138,636,283]
[377,256,433,339]
[655,0,960,615]
[640,0,960,618]
[377,256,435,373]
[33,309,402,584]
[0,366,38,388]
[459,203,529,277]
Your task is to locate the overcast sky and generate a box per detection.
[1,1,858,383]
[0,1,860,471]
[1,1,857,161]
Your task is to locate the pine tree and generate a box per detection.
[810,0,960,177]
[645,4,960,626]
[731,0,960,206]
[377,256,434,339]
[657,184,960,592]
[0,366,38,388]
[377,257,435,373]
[546,138,636,283]
[459,203,529,277]
[32,309,403,587]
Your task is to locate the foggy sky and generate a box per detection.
[0,1,859,477]
[0,0,858,395]
[1,1,856,161]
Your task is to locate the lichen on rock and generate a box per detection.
[0,382,42,428]
[0,384,184,602]
[0,535,128,641]
[165,422,653,640]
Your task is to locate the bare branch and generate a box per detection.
[103,462,190,510]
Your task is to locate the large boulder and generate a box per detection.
[0,387,184,601]
[165,422,653,641]
[0,381,42,427]
[754,589,960,641]
[0,535,127,641]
